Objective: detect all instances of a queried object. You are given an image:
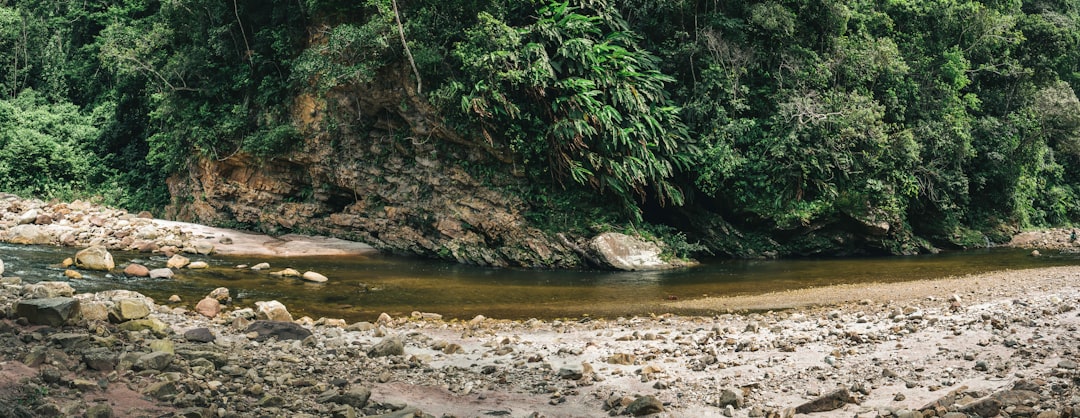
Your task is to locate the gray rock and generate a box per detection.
[148,268,174,279]
[15,297,79,326]
[134,351,174,371]
[558,364,583,380]
[143,381,179,400]
[24,281,75,298]
[75,245,115,271]
[624,395,664,416]
[716,388,744,408]
[368,335,405,358]
[319,387,372,409]
[364,407,421,418]
[961,398,1001,418]
[85,403,113,418]
[795,388,856,414]
[184,328,216,343]
[83,349,118,371]
[1059,359,1078,370]
[245,320,313,341]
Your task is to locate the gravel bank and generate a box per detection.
[0,265,1078,417]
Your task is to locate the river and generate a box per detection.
[2,243,1076,321]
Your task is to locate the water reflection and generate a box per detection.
[1,243,1076,321]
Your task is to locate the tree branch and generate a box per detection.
[391,0,422,95]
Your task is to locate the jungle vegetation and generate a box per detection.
[2,0,1080,255]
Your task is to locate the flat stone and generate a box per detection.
[187,261,209,269]
[148,268,174,279]
[245,320,312,341]
[118,318,169,336]
[143,381,178,400]
[15,297,79,326]
[795,388,856,414]
[319,387,372,409]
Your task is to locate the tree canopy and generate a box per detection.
[3,0,1080,255]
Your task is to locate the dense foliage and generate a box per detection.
[3,0,1080,255]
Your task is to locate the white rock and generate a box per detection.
[301,271,328,283]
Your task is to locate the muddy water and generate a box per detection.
[2,243,1076,321]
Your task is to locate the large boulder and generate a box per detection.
[6,224,52,245]
[254,300,293,322]
[588,232,678,271]
[75,246,115,271]
[15,298,80,326]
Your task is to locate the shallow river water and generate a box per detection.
[2,243,1076,321]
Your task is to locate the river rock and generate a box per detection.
[166,254,190,269]
[118,318,169,336]
[270,268,301,277]
[251,262,270,271]
[208,287,232,302]
[6,224,52,245]
[589,232,675,271]
[302,271,328,283]
[795,388,856,414]
[255,300,293,322]
[75,246,115,271]
[15,297,79,326]
[194,242,215,255]
[124,263,150,277]
[368,335,405,357]
[245,320,312,341]
[149,268,174,279]
[183,328,216,343]
[25,281,76,298]
[317,387,372,409]
[17,209,38,225]
[716,388,744,408]
[0,258,4,275]
[110,298,151,322]
[624,395,665,416]
[195,297,221,318]
[134,351,174,371]
[63,269,82,279]
[187,261,209,269]
[77,301,109,322]
[82,349,118,371]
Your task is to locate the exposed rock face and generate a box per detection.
[163,71,591,269]
[589,232,686,271]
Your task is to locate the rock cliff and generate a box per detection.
[164,68,605,268]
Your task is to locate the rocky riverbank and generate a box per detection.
[1,262,1079,417]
